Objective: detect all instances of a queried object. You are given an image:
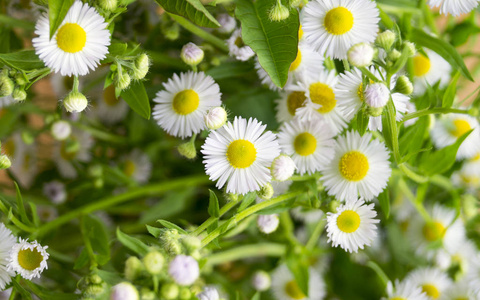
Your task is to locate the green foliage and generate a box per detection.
[0,51,45,70]
[116,228,150,256]
[121,81,151,120]
[48,0,75,39]
[154,0,220,28]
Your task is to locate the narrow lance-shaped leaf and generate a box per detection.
[121,81,151,120]
[442,72,460,108]
[208,190,220,218]
[48,0,75,39]
[154,0,220,28]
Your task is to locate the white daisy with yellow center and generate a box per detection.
[32,0,111,76]
[384,279,429,300]
[227,28,255,61]
[271,264,326,300]
[435,239,478,279]
[0,224,16,290]
[326,199,379,253]
[430,114,480,160]
[412,49,451,95]
[405,268,452,300]
[322,131,391,202]
[153,71,222,139]
[295,69,347,134]
[428,0,480,16]
[275,90,308,123]
[54,130,93,179]
[122,149,152,184]
[277,118,335,175]
[452,165,480,192]
[301,0,379,59]
[95,84,129,125]
[201,117,280,195]
[440,281,478,300]
[7,239,49,280]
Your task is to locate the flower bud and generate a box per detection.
[376,30,396,50]
[125,256,144,281]
[99,0,117,11]
[217,14,236,34]
[178,142,196,159]
[366,106,383,117]
[21,131,34,145]
[387,49,401,62]
[179,287,192,300]
[63,91,88,113]
[329,200,340,213]
[51,120,72,141]
[132,54,150,80]
[257,183,274,200]
[251,270,271,291]
[257,214,279,234]
[110,282,139,300]
[161,229,182,255]
[271,155,296,181]
[161,283,179,300]
[365,83,390,108]
[403,41,416,57]
[0,75,14,97]
[115,70,131,91]
[12,88,26,102]
[347,43,374,68]
[163,22,180,41]
[142,251,165,275]
[269,1,290,22]
[181,235,201,254]
[0,155,11,169]
[140,288,156,300]
[394,75,413,95]
[15,74,27,86]
[205,107,227,130]
[197,287,220,300]
[168,255,200,286]
[181,43,204,67]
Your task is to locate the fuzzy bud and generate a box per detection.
[0,155,11,169]
[63,91,88,113]
[142,251,165,275]
[51,120,71,141]
[132,54,150,80]
[403,41,416,57]
[181,235,201,254]
[140,288,156,300]
[179,288,192,300]
[115,70,131,91]
[161,229,182,255]
[394,75,413,95]
[99,0,117,11]
[257,183,274,200]
[181,43,204,67]
[0,75,14,97]
[110,282,139,300]
[387,49,401,62]
[124,256,144,281]
[197,287,220,300]
[269,1,290,22]
[12,88,26,102]
[366,106,384,117]
[365,83,390,108]
[257,214,279,234]
[168,255,200,286]
[217,14,236,34]
[178,142,196,159]
[205,107,227,130]
[376,30,396,50]
[161,283,179,300]
[251,270,271,291]
[347,43,374,68]
[271,155,296,181]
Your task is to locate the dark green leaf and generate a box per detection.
[378,189,390,219]
[12,279,32,300]
[154,0,220,28]
[121,81,151,120]
[235,0,299,88]
[442,72,460,108]
[208,190,220,218]
[116,228,150,256]
[0,50,45,70]
[73,248,89,270]
[14,182,31,225]
[96,270,123,286]
[48,0,75,39]
[157,219,188,234]
[449,21,480,47]
[82,215,110,265]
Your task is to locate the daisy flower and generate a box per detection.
[383,280,429,300]
[277,118,336,175]
[301,0,379,59]
[274,90,308,123]
[428,0,480,16]
[430,113,480,160]
[435,239,479,279]
[295,69,348,134]
[440,281,479,300]
[122,149,152,184]
[201,117,280,195]
[32,0,111,76]
[3,133,38,189]
[0,224,15,290]
[227,28,255,61]
[271,264,326,300]
[326,199,379,253]
[7,239,49,280]
[412,49,451,95]
[322,131,391,202]
[152,71,222,139]
[54,129,93,179]
[94,85,129,125]
[405,267,452,300]
[452,165,480,192]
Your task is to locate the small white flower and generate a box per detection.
[440,281,479,300]
[251,270,271,292]
[122,149,152,184]
[181,42,204,66]
[168,255,199,286]
[383,280,428,300]
[95,85,129,125]
[227,29,255,61]
[274,90,308,123]
[217,13,236,34]
[428,0,480,16]
[405,267,452,299]
[412,49,451,95]
[0,96,14,109]
[435,239,479,279]
[197,287,220,300]
[43,181,67,204]
[7,238,49,280]
[0,224,15,290]
[110,282,139,300]
[257,214,279,234]
[348,43,374,68]
[205,107,227,130]
[326,199,379,253]
[51,120,71,141]
[271,155,296,181]
[54,130,93,179]
[365,83,390,108]
[271,264,326,300]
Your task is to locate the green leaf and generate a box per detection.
[154,0,220,28]
[399,116,428,159]
[116,228,150,256]
[237,192,256,213]
[410,28,473,81]
[146,225,162,238]
[0,50,45,70]
[286,248,309,297]
[14,182,31,225]
[157,220,188,234]
[121,81,151,120]
[355,108,369,136]
[108,42,128,57]
[449,21,480,47]
[96,270,124,286]
[378,189,390,219]
[235,0,299,88]
[12,279,33,300]
[48,0,75,39]
[442,72,460,108]
[82,215,110,265]
[208,190,220,218]
[73,248,89,270]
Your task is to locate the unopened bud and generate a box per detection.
[181,235,201,254]
[125,256,144,281]
[178,142,196,159]
[132,54,150,80]
[257,214,279,234]
[403,41,416,57]
[365,83,390,108]
[0,155,11,169]
[99,0,117,11]
[217,14,236,34]
[387,49,401,62]
[143,251,165,275]
[110,282,139,300]
[376,30,396,50]
[63,91,88,113]
[168,255,199,286]
[348,43,374,68]
[12,88,26,102]
[179,288,192,300]
[197,287,220,300]
[115,70,131,91]
[271,155,296,181]
[161,229,182,255]
[366,106,384,117]
[51,120,72,141]
[394,75,413,95]
[251,270,271,291]
[181,43,204,67]
[0,75,14,97]
[205,107,227,130]
[161,283,179,300]
[269,1,290,22]
[257,183,274,200]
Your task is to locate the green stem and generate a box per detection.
[0,14,34,30]
[192,198,240,236]
[401,108,470,123]
[305,220,326,250]
[80,216,98,269]
[72,122,128,144]
[399,163,428,184]
[398,178,431,222]
[169,14,229,53]
[342,59,350,72]
[385,100,401,163]
[34,175,210,238]
[205,243,286,266]
[366,261,390,287]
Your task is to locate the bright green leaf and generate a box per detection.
[237,192,256,213]
[121,81,151,120]
[116,228,150,256]
[442,72,460,108]
[154,0,220,28]
[208,190,220,218]
[157,220,188,234]
[0,50,45,70]
[378,189,390,219]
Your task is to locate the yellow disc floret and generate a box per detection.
[421,284,440,299]
[123,160,136,177]
[172,89,200,115]
[422,221,446,242]
[284,280,306,300]
[309,82,336,113]
[227,139,257,169]
[287,91,306,116]
[450,119,471,138]
[339,151,369,181]
[337,210,361,233]
[56,23,87,53]
[324,7,354,35]
[294,132,317,156]
[413,55,431,77]
[18,248,43,271]
[290,50,302,72]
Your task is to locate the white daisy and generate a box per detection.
[326,199,379,253]
[435,239,479,279]
[152,71,222,139]
[201,117,280,195]
[7,239,49,280]
[383,280,429,300]
[430,113,480,160]
[277,118,336,175]
[440,281,479,300]
[466,259,480,295]
[428,0,480,16]
[452,166,480,192]
[0,224,15,291]
[294,69,348,134]
[274,90,308,123]
[301,0,379,59]
[95,84,129,125]
[271,264,326,300]
[122,149,152,184]
[227,28,255,61]
[322,131,391,202]
[32,0,111,76]
[53,129,93,179]
[412,49,451,95]
[3,133,38,189]
[405,267,452,300]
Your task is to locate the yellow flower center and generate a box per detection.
[284,280,306,300]
[172,89,200,115]
[17,248,43,271]
[298,25,304,40]
[56,23,87,53]
[337,210,361,233]
[294,132,317,156]
[450,119,471,138]
[422,221,446,242]
[339,151,369,181]
[3,139,15,157]
[103,85,120,106]
[357,83,365,102]
[227,139,256,169]
[123,160,136,177]
[309,82,336,113]
[286,91,306,116]
[324,7,354,35]
[413,54,431,77]
[290,50,302,71]
[421,284,440,299]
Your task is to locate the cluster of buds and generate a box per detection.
[110,53,150,92]
[0,69,28,102]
